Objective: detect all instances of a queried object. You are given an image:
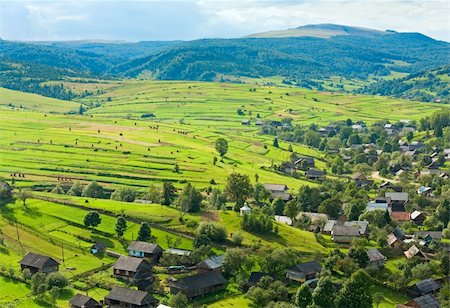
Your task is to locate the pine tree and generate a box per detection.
[115,216,127,237]
[137,222,151,241]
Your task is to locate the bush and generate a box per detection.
[46,272,69,289]
[241,210,273,234]
[110,187,137,202]
[185,219,198,229]
[197,222,227,243]
[231,232,243,246]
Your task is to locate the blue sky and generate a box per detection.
[0,0,448,41]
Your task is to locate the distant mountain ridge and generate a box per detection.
[0,24,449,101]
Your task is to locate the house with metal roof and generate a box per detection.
[366,249,387,268]
[404,294,440,308]
[113,256,153,282]
[169,271,227,298]
[104,287,157,308]
[69,294,101,308]
[331,225,361,243]
[165,248,192,257]
[286,261,322,282]
[407,279,441,298]
[410,211,427,226]
[127,241,163,262]
[366,202,389,212]
[197,254,225,273]
[19,252,59,274]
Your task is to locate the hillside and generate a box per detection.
[356,66,450,103]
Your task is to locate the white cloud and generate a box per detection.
[0,0,448,41]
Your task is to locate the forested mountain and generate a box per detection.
[1,24,449,100]
[357,66,450,103]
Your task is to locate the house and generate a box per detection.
[409,141,424,151]
[403,294,440,308]
[404,245,427,260]
[366,202,389,213]
[380,182,402,192]
[69,294,101,308]
[366,249,387,268]
[19,253,59,274]
[417,186,432,197]
[387,227,406,249]
[263,184,291,202]
[239,204,251,216]
[279,161,295,174]
[323,220,368,237]
[104,287,157,308]
[306,169,325,179]
[169,271,227,298]
[296,212,328,223]
[294,157,315,168]
[391,211,411,222]
[407,279,441,298]
[444,148,450,160]
[165,248,192,257]
[286,261,322,282]
[426,159,440,170]
[385,192,408,206]
[275,215,293,226]
[255,120,263,126]
[127,241,163,262]
[90,242,106,255]
[241,119,251,125]
[112,256,153,281]
[331,225,360,243]
[246,272,275,289]
[410,211,427,225]
[308,224,321,233]
[197,254,225,273]
[351,173,373,187]
[415,231,442,246]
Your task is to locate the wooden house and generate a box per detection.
[407,279,441,298]
[197,254,225,273]
[69,294,101,308]
[351,173,373,188]
[404,245,427,260]
[306,169,325,180]
[403,294,440,308]
[331,225,360,243]
[104,287,157,308]
[19,252,59,274]
[366,249,387,268]
[127,241,163,262]
[112,256,153,282]
[169,271,227,299]
[90,242,106,255]
[286,261,322,282]
[410,211,427,226]
[263,183,291,202]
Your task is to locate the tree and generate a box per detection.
[295,283,312,308]
[224,173,253,208]
[193,234,211,248]
[82,181,104,198]
[168,292,189,308]
[253,183,271,206]
[208,188,227,209]
[304,130,321,148]
[373,292,383,308]
[137,222,151,241]
[318,197,341,219]
[271,198,285,215]
[223,248,254,277]
[115,216,127,237]
[176,183,203,215]
[406,131,414,142]
[143,185,161,203]
[162,182,177,205]
[51,184,64,194]
[84,211,101,228]
[348,247,369,268]
[49,286,60,304]
[336,270,373,308]
[17,189,31,206]
[0,182,12,202]
[440,249,450,276]
[31,272,47,295]
[46,272,69,289]
[283,200,298,223]
[312,276,335,308]
[438,282,450,308]
[215,138,228,157]
[110,187,137,202]
[197,222,226,243]
[273,138,279,148]
[67,181,83,196]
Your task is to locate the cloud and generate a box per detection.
[0,0,448,41]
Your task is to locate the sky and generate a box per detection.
[0,0,448,42]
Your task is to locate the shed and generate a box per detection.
[239,204,251,216]
[410,211,427,226]
[331,225,360,243]
[306,169,325,179]
[113,256,153,281]
[69,294,101,308]
[104,287,157,308]
[19,252,59,274]
[169,271,227,298]
[404,245,427,260]
[90,242,106,255]
[391,211,410,222]
[407,279,441,297]
[286,261,322,282]
[127,241,163,261]
[197,254,225,273]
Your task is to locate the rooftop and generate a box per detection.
[105,287,155,306]
[19,252,59,269]
[170,271,227,291]
[127,241,163,254]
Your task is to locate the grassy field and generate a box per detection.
[0,80,445,307]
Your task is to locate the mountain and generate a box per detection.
[357,66,450,103]
[246,23,390,38]
[1,24,449,100]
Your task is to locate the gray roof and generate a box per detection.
[105,287,155,306]
[307,169,325,177]
[263,184,287,192]
[271,191,291,201]
[411,294,440,308]
[324,220,368,235]
[197,254,225,270]
[69,294,100,307]
[171,271,227,291]
[113,256,151,272]
[415,279,440,295]
[332,225,360,237]
[289,261,322,275]
[166,248,192,256]
[385,192,408,202]
[19,252,59,269]
[366,249,386,262]
[127,241,163,254]
[323,220,336,232]
[415,231,442,240]
[392,227,406,240]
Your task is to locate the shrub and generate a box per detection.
[110,187,137,202]
[197,222,227,243]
